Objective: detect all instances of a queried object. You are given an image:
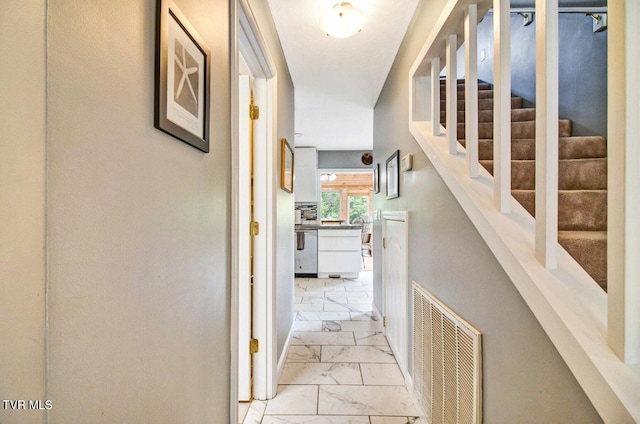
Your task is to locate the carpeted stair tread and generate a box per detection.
[510,189,607,231]
[456,120,573,139]
[447,97,523,111]
[458,136,607,161]
[440,81,492,91]
[558,231,607,289]
[441,108,536,124]
[442,89,496,99]
[479,158,607,190]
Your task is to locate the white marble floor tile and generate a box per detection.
[296,311,351,321]
[323,320,381,332]
[350,311,378,321]
[354,331,389,346]
[360,363,405,385]
[323,303,374,312]
[318,386,418,416]
[264,385,318,415]
[302,296,349,305]
[293,320,324,332]
[280,362,363,385]
[322,345,396,363]
[344,285,373,292]
[295,290,327,297]
[291,331,355,346]
[262,416,370,424]
[286,345,322,363]
[346,297,375,304]
[297,280,330,292]
[294,296,303,304]
[242,400,267,424]
[318,291,370,298]
[294,303,325,312]
[369,417,422,424]
[238,402,251,424]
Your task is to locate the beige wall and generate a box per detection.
[373,0,603,422]
[0,1,47,423]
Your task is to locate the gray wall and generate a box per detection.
[2,0,232,422]
[318,150,374,169]
[0,2,47,423]
[373,1,603,422]
[248,0,296,361]
[477,12,608,136]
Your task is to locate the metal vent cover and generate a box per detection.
[412,282,482,424]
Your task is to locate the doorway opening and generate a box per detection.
[319,171,374,271]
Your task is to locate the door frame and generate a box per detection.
[231,0,278,419]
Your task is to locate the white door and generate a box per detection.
[382,211,409,374]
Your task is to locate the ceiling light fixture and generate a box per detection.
[320,2,366,39]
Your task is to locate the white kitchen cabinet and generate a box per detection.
[317,228,361,278]
[294,147,318,203]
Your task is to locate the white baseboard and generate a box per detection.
[276,320,294,382]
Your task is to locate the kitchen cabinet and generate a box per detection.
[317,228,361,278]
[294,147,318,203]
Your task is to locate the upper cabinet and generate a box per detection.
[294,147,318,203]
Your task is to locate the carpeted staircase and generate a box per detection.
[440,80,607,290]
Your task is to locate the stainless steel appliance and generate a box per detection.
[295,229,317,276]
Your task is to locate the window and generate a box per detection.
[348,196,369,223]
[321,191,340,219]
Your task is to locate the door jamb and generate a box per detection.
[231,0,278,420]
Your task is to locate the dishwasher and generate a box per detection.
[294,229,317,276]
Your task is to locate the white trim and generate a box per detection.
[230,1,239,422]
[234,0,279,405]
[464,4,479,178]
[608,0,640,365]
[276,321,295,382]
[431,58,441,136]
[534,0,559,269]
[493,0,511,214]
[446,34,457,155]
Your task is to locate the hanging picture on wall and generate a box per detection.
[373,163,380,193]
[386,150,400,199]
[281,138,294,193]
[155,0,211,153]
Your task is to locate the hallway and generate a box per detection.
[241,268,421,424]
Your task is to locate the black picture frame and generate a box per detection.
[155,0,211,153]
[373,163,379,193]
[386,150,400,199]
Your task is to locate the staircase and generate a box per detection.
[440,80,608,290]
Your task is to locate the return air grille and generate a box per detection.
[412,282,482,424]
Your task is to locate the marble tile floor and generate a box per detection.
[242,272,422,424]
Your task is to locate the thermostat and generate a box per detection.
[401,154,413,172]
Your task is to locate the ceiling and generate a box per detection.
[266,0,607,152]
[267,0,419,151]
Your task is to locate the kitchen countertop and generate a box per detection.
[295,224,362,230]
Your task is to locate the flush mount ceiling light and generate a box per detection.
[320,2,366,39]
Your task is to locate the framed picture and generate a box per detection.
[373,163,380,193]
[155,0,211,153]
[386,150,400,199]
[281,138,294,193]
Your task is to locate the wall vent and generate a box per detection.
[412,282,482,424]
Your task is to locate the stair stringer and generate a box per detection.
[409,119,640,423]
